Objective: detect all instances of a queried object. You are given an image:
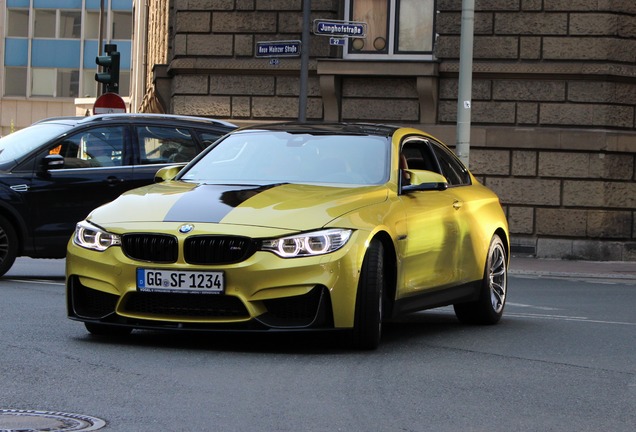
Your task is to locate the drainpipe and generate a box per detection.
[455,0,475,168]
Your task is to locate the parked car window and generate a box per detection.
[137,126,197,164]
[0,123,71,165]
[51,126,125,168]
[429,141,471,186]
[198,131,226,147]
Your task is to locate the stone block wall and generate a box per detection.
[434,0,636,260]
[150,0,636,260]
[169,0,339,120]
[436,1,636,129]
[467,128,636,260]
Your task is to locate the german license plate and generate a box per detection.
[137,268,224,294]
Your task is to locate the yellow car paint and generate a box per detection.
[66,123,509,348]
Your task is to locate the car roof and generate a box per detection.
[34,114,237,129]
[236,122,400,137]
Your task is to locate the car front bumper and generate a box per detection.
[66,229,368,332]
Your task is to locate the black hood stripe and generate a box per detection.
[163,184,280,223]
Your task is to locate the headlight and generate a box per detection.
[73,221,121,251]
[261,229,352,258]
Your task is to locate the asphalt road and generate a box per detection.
[1,259,634,432]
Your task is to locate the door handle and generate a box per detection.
[105,176,125,185]
[453,200,462,210]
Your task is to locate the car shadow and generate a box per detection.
[73,309,466,354]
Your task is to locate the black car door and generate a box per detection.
[23,124,133,257]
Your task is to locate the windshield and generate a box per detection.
[179,131,390,186]
[0,123,72,164]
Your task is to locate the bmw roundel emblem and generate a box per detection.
[179,224,194,234]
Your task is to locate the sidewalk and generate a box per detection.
[510,256,636,284]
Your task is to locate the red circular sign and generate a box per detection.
[93,92,126,114]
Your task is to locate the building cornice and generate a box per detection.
[440,61,636,81]
[168,58,317,75]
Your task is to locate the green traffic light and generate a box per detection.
[95,47,120,94]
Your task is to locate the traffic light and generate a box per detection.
[95,44,120,94]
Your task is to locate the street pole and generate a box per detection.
[455,0,475,168]
[299,0,311,122]
[97,0,105,97]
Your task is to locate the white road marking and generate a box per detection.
[507,302,560,311]
[4,279,64,286]
[508,312,636,326]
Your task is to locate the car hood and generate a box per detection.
[88,181,389,231]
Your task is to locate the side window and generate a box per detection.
[50,126,124,168]
[137,126,197,164]
[198,131,225,148]
[429,141,471,186]
[401,139,438,172]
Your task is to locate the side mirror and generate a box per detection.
[401,169,449,193]
[154,165,183,183]
[41,154,65,171]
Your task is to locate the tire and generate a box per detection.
[85,322,132,337]
[454,234,507,325]
[351,240,385,350]
[0,214,18,277]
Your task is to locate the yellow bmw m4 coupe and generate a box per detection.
[66,123,509,349]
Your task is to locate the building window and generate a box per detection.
[31,68,79,98]
[84,11,101,39]
[32,68,57,96]
[59,11,82,39]
[82,70,98,98]
[345,0,436,59]
[33,9,81,39]
[33,10,56,38]
[7,9,30,37]
[112,11,132,40]
[4,67,28,97]
[2,3,132,100]
[58,70,80,97]
[118,70,131,96]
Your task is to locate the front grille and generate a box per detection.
[122,234,178,263]
[184,235,257,264]
[121,233,255,264]
[122,292,249,318]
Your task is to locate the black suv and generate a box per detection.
[0,113,236,276]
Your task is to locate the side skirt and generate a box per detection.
[391,280,481,318]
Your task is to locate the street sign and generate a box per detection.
[93,92,126,114]
[313,20,366,38]
[255,40,302,58]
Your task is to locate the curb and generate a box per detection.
[509,257,636,284]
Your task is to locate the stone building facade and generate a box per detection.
[134,0,636,261]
